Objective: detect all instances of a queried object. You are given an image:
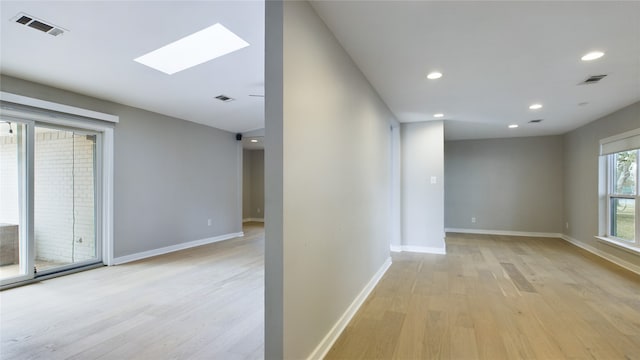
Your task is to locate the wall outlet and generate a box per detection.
[257,208,261,214]
[430,176,437,184]
[471,217,476,223]
[566,222,569,229]
[207,219,212,226]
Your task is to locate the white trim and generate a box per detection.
[243,218,265,223]
[390,245,446,254]
[595,236,640,256]
[307,257,392,360]
[102,128,115,265]
[0,91,119,123]
[561,235,640,275]
[445,228,563,239]
[112,232,244,265]
[599,127,640,155]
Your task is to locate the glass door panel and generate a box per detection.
[34,126,98,273]
[0,121,29,282]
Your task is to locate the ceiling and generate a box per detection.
[1,1,638,141]
[311,1,640,140]
[0,1,264,134]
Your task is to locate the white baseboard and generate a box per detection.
[390,244,446,254]
[112,231,244,265]
[445,228,562,239]
[243,218,264,223]
[561,235,640,275]
[307,257,392,360]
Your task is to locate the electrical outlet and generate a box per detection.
[257,208,261,214]
[471,217,476,223]
[566,222,569,229]
[207,219,212,226]
[430,176,437,184]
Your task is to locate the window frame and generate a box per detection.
[605,149,639,245]
[597,128,640,255]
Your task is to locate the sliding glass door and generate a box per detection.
[33,126,99,274]
[0,120,101,285]
[0,121,31,283]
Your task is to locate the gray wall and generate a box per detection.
[266,1,396,358]
[445,135,564,233]
[564,101,640,268]
[242,149,264,220]
[401,121,445,251]
[1,74,242,258]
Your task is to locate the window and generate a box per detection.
[599,128,640,252]
[607,149,638,243]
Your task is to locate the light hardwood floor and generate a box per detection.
[0,222,264,360]
[326,233,640,360]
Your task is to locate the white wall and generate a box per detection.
[266,1,397,358]
[400,121,445,253]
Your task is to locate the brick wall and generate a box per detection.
[0,134,19,225]
[0,129,96,265]
[34,129,96,264]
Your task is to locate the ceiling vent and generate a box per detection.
[528,119,543,124]
[581,74,607,85]
[13,13,66,36]
[215,95,235,102]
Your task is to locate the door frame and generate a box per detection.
[0,92,116,288]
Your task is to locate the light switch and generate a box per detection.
[430,176,437,184]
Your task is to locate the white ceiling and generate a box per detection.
[1,1,638,141]
[311,1,640,140]
[0,1,264,134]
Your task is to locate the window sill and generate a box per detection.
[595,236,640,256]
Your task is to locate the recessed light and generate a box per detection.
[433,113,444,118]
[134,23,249,75]
[508,124,519,129]
[250,139,258,143]
[529,103,543,110]
[427,72,443,80]
[581,51,604,61]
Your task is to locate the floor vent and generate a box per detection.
[13,13,66,36]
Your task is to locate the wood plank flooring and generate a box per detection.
[0,222,264,360]
[326,233,640,360]
[3,228,640,360]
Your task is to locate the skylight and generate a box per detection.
[134,23,249,75]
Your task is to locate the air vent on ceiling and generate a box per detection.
[215,95,235,102]
[528,119,543,124]
[13,12,66,36]
[581,74,607,85]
